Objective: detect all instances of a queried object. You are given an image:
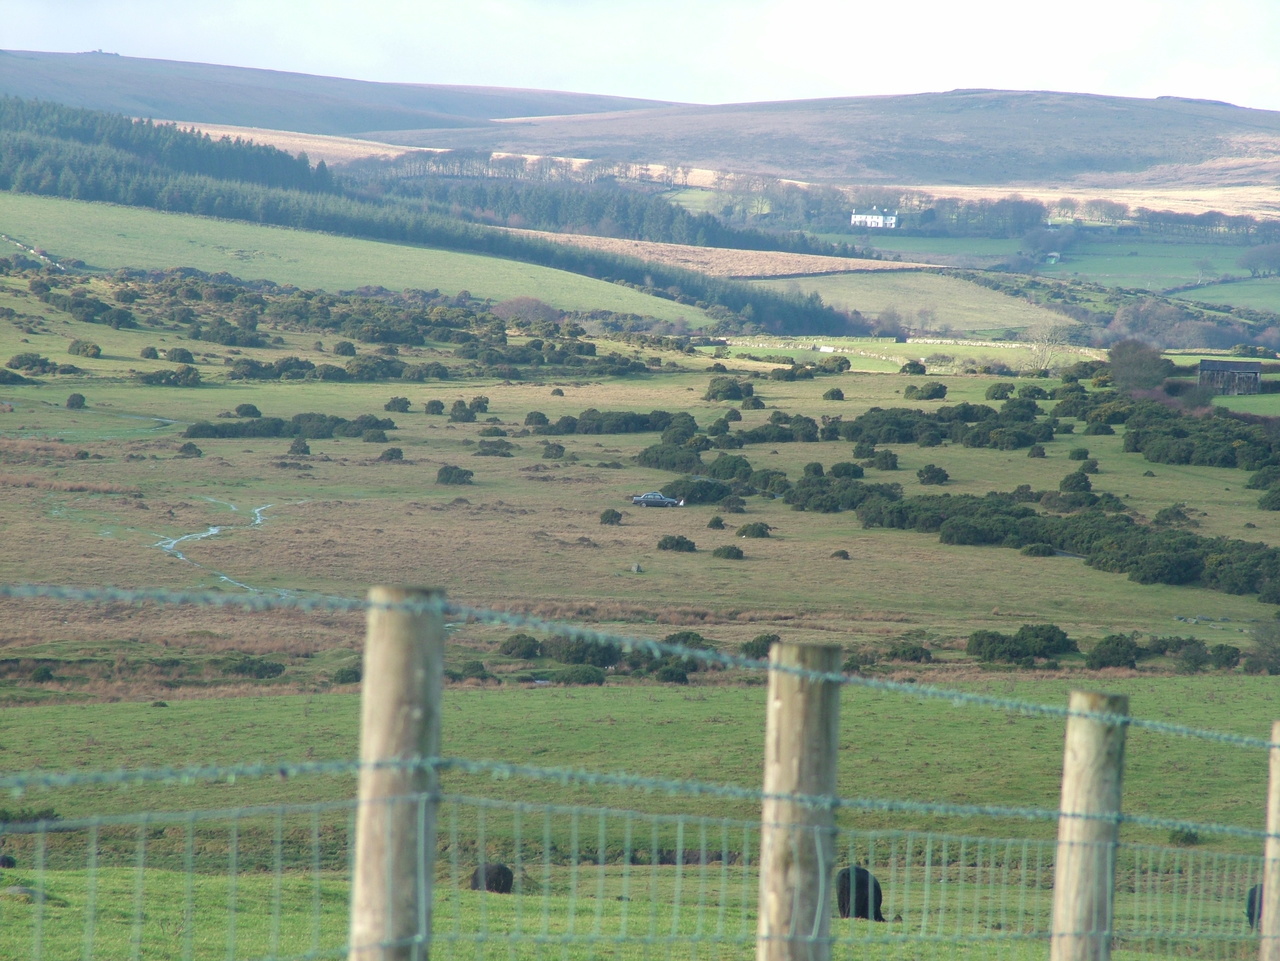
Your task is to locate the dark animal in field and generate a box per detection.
[470,863,514,894]
[836,865,885,921]
[0,855,14,868]
[1248,883,1263,929]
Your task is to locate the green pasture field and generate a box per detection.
[1176,277,1280,314]
[0,193,707,324]
[1039,237,1252,291]
[753,272,1068,335]
[812,234,1020,267]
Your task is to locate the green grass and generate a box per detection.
[0,193,709,324]
[753,272,1066,333]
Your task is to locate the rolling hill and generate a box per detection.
[0,50,672,135]
[5,52,1280,192]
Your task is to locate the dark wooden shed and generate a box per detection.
[1198,359,1261,395]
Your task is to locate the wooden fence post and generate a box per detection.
[757,642,842,961]
[348,587,444,961]
[1261,720,1280,961]
[1050,690,1129,961]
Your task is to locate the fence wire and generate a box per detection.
[0,582,1276,960]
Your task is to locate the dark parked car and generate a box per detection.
[631,492,683,507]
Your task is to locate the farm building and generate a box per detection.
[850,206,898,228]
[1198,359,1261,395]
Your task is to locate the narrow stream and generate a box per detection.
[153,500,288,595]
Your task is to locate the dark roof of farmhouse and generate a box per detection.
[1198,359,1261,372]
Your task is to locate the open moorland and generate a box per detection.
[6,68,1280,954]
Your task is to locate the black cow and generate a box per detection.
[470,862,514,894]
[1248,883,1263,929]
[836,865,885,921]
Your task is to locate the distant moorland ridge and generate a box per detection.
[4,51,1280,191]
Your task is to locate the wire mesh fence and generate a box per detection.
[0,583,1276,960]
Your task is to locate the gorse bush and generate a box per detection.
[436,464,474,485]
[741,633,780,660]
[657,535,696,552]
[711,544,744,559]
[499,634,541,659]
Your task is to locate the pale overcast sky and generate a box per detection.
[10,0,1280,111]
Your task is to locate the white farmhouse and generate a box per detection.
[850,206,898,228]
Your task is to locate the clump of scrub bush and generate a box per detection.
[658,535,696,552]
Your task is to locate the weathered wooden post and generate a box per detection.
[1260,720,1280,961]
[348,587,445,961]
[1050,690,1129,961]
[757,642,842,961]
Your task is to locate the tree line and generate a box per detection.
[0,97,858,337]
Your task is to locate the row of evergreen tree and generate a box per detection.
[356,175,869,258]
[0,97,857,336]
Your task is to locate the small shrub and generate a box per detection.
[1021,542,1056,557]
[499,634,541,659]
[870,449,898,470]
[1086,634,1141,670]
[741,634,780,659]
[823,387,844,401]
[460,660,490,680]
[30,665,54,683]
[289,437,311,455]
[985,383,1015,400]
[166,347,195,364]
[436,464,474,485]
[556,665,605,685]
[384,396,411,413]
[1068,448,1090,461]
[736,522,771,538]
[68,339,101,358]
[448,401,476,423]
[1209,644,1241,670]
[333,341,356,357]
[332,665,362,684]
[224,657,285,679]
[378,447,403,461]
[176,442,203,458]
[542,442,566,459]
[65,393,86,409]
[550,387,564,396]
[900,360,926,375]
[140,345,159,360]
[1027,445,1045,458]
[707,515,725,529]
[362,429,388,443]
[917,464,949,485]
[887,642,932,663]
[741,396,765,410]
[1168,828,1200,847]
[600,508,622,526]
[657,535,697,552]
[425,399,445,415]
[712,545,744,559]
[654,664,689,684]
[830,549,850,559]
[234,403,261,418]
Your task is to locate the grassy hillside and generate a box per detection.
[0,193,709,323]
[0,50,671,135]
[5,54,1279,191]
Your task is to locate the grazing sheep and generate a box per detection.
[470,862,514,894]
[1248,883,1263,929]
[836,865,885,921]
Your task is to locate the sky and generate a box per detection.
[9,0,1280,112]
